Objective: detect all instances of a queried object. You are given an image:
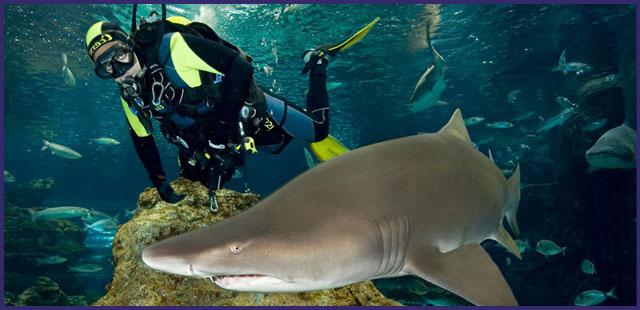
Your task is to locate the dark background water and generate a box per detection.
[3,4,636,306]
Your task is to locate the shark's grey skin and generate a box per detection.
[41,139,82,159]
[142,109,522,306]
[586,123,636,171]
[408,23,446,113]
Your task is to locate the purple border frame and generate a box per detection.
[0,0,638,4]
[0,1,637,309]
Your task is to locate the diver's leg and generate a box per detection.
[263,91,328,143]
[261,55,329,144]
[304,60,330,141]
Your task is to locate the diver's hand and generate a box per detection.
[156,181,185,204]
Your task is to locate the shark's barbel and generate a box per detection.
[142,109,522,305]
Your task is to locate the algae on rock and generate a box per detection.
[6,276,87,306]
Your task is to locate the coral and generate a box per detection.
[7,276,87,306]
[4,177,55,208]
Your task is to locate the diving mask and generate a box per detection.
[94,44,135,79]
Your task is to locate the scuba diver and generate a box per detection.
[86,5,378,210]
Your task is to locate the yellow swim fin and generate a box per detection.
[309,135,350,163]
[327,17,380,55]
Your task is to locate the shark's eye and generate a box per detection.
[230,244,242,254]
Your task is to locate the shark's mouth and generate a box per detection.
[211,274,293,291]
[190,267,283,288]
[215,274,267,281]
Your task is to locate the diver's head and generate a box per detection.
[86,21,141,82]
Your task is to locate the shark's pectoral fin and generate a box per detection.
[405,244,518,306]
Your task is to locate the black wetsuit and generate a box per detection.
[121,31,329,191]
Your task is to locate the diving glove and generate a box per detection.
[156,181,185,204]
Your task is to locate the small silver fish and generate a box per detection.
[464,116,485,126]
[124,208,136,218]
[486,121,514,129]
[4,170,16,182]
[84,219,118,234]
[62,53,76,87]
[513,111,536,122]
[476,136,495,145]
[574,287,617,306]
[93,137,121,145]
[28,206,91,221]
[515,239,529,253]
[507,89,522,104]
[582,119,607,132]
[535,239,566,257]
[69,264,103,273]
[82,210,117,224]
[36,255,67,266]
[41,140,82,159]
[556,96,577,109]
[326,81,343,91]
[283,4,312,13]
[406,279,429,295]
[581,258,596,275]
[553,50,593,75]
[536,108,575,133]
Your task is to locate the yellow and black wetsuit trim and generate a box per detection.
[121,97,151,137]
[160,32,225,88]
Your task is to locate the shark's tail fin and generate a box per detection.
[505,164,521,236]
[41,140,49,151]
[425,20,445,64]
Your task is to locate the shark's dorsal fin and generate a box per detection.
[492,226,522,259]
[405,244,518,305]
[488,149,494,163]
[439,108,472,145]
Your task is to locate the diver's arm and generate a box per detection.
[129,130,166,188]
[121,94,184,203]
[121,96,164,184]
[129,130,184,203]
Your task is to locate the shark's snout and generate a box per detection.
[141,244,193,276]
